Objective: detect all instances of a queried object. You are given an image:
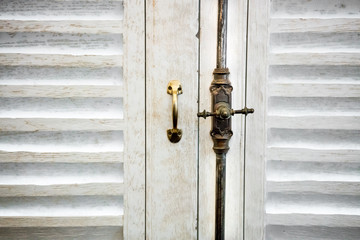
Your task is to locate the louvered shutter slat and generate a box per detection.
[0,0,126,239]
[266,0,360,239]
[0,20,123,34]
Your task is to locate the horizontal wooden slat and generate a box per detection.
[267,147,360,163]
[269,83,360,97]
[0,226,123,240]
[0,20,123,34]
[0,216,123,227]
[270,18,360,33]
[0,183,124,197]
[0,151,123,163]
[266,225,360,240]
[0,54,122,67]
[269,52,360,65]
[267,181,360,195]
[0,118,124,131]
[266,213,360,227]
[268,116,360,130]
[0,85,123,98]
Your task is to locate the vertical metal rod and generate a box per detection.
[214,1,228,239]
[215,153,226,239]
[216,0,228,69]
[198,1,253,237]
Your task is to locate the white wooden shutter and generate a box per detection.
[0,1,145,239]
[264,0,360,239]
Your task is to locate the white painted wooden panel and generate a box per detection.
[0,53,123,67]
[247,0,360,239]
[244,0,268,239]
[0,0,123,20]
[0,1,139,239]
[0,227,123,240]
[0,20,124,34]
[145,0,198,238]
[123,0,145,239]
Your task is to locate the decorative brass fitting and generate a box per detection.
[167,80,183,143]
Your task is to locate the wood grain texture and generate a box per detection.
[270,18,360,33]
[267,214,360,227]
[267,181,360,195]
[123,0,146,239]
[0,183,124,197]
[0,20,124,34]
[0,226,123,240]
[0,0,124,21]
[0,118,125,131]
[0,216,124,227]
[267,147,360,163]
[0,85,123,98]
[244,0,268,239]
[198,2,217,238]
[270,0,360,18]
[0,151,123,163]
[268,83,360,97]
[145,0,198,238]
[0,53,123,67]
[266,225,360,240]
[270,52,360,65]
[0,0,126,238]
[268,116,360,130]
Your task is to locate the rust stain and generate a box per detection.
[152,0,156,8]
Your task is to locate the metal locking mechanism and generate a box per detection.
[197,0,254,239]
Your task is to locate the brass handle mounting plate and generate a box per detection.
[167,80,182,143]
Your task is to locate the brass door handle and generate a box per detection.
[167,80,182,143]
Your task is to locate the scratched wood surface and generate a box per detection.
[247,0,360,239]
[244,0,268,239]
[0,0,129,239]
[145,0,198,238]
[123,0,145,239]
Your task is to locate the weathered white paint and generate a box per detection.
[268,83,360,97]
[270,18,360,33]
[0,131,124,152]
[267,148,360,163]
[0,98,124,119]
[271,0,360,18]
[268,96,360,116]
[0,151,123,163]
[199,0,247,239]
[0,0,127,238]
[267,181,360,195]
[270,52,360,65]
[198,2,217,238]
[0,32,123,55]
[0,85,124,98]
[268,116,360,130]
[0,53,123,67]
[0,66,123,86]
[0,0,124,20]
[123,0,146,239]
[0,183,124,197]
[243,0,268,239]
[266,225,360,240]
[0,20,124,34]
[0,216,124,228]
[0,227,123,240]
[261,0,360,239]
[145,0,198,238]
[0,118,125,131]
